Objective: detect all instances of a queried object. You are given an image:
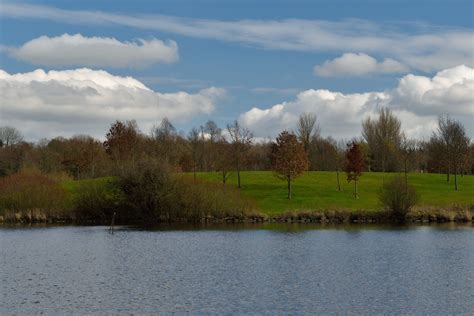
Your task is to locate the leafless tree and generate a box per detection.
[0,126,23,147]
[436,115,470,190]
[187,127,201,180]
[226,120,253,189]
[296,112,320,153]
[399,134,417,194]
[362,107,402,172]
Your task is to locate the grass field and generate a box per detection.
[195,171,474,215]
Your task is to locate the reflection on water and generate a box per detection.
[1,224,473,314]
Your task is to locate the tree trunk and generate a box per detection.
[354,179,358,199]
[404,160,408,195]
[287,175,292,199]
[222,171,227,192]
[193,163,196,181]
[446,164,450,182]
[454,159,458,191]
[336,170,341,192]
[237,165,241,189]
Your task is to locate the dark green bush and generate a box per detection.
[119,162,255,222]
[72,178,125,221]
[379,176,419,222]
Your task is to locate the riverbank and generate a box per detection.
[1,206,472,224]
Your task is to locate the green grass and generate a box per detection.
[195,171,474,215]
[61,172,474,216]
[62,177,116,196]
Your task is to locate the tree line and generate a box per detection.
[0,108,472,196]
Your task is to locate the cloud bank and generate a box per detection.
[2,2,473,72]
[10,34,178,68]
[314,53,409,77]
[240,65,474,139]
[0,68,224,139]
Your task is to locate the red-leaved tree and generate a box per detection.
[345,141,365,199]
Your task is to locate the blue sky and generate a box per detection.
[0,0,473,140]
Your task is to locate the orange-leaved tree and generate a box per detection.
[345,141,365,199]
[271,131,308,199]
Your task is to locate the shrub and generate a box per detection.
[119,162,256,222]
[119,162,174,220]
[0,171,70,217]
[72,178,125,221]
[379,176,419,222]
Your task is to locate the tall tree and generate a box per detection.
[203,120,222,171]
[296,112,320,154]
[271,131,308,199]
[0,126,23,148]
[436,116,470,190]
[215,137,233,190]
[399,134,417,194]
[345,141,365,199]
[103,120,141,172]
[226,120,253,189]
[151,118,178,166]
[362,108,402,172]
[187,127,201,180]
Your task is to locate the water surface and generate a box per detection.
[1,224,473,314]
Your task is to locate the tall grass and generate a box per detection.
[0,170,70,221]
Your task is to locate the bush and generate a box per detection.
[119,162,256,222]
[0,171,70,217]
[72,178,125,221]
[379,176,419,222]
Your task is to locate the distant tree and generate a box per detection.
[345,141,365,199]
[435,115,470,190]
[399,134,417,194]
[271,131,308,199]
[204,120,222,143]
[0,126,23,147]
[362,108,402,172]
[227,120,253,189]
[151,117,178,165]
[215,138,233,190]
[103,120,141,171]
[296,112,320,154]
[187,127,201,180]
[61,135,105,179]
[202,120,222,171]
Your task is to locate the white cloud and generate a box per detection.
[9,33,178,68]
[314,53,409,77]
[1,3,472,72]
[240,65,474,139]
[0,68,224,140]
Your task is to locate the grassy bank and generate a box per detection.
[196,171,474,215]
[1,171,473,224]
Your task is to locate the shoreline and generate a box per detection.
[1,207,472,225]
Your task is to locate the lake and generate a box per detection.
[1,223,473,314]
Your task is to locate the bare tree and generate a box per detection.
[296,112,320,153]
[204,120,222,143]
[226,120,253,189]
[215,137,233,190]
[187,127,201,180]
[362,108,402,172]
[399,134,417,194]
[436,115,470,190]
[0,126,23,147]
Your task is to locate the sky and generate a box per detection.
[0,0,473,141]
